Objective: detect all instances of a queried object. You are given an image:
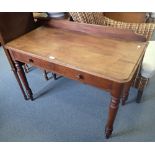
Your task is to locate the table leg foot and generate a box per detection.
[105,127,113,139]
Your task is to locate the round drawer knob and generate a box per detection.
[76,74,83,79]
[28,59,34,63]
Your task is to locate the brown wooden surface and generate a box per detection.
[47,19,146,42]
[9,49,113,91]
[104,12,146,23]
[6,25,146,83]
[0,12,36,44]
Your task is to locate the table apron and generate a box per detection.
[10,50,113,91]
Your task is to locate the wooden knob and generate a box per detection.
[28,59,34,63]
[76,74,83,79]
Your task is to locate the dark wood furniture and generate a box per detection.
[0,12,37,99]
[0,12,55,83]
[4,19,147,138]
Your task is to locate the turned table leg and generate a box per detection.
[12,67,28,100]
[105,83,123,139]
[15,61,33,100]
[4,49,27,100]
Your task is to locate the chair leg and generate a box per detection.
[136,89,144,103]
[122,80,132,105]
[136,76,148,103]
[52,73,57,80]
[52,73,62,80]
[43,70,63,81]
[43,70,49,80]
[24,64,29,73]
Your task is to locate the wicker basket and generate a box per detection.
[70,12,106,25]
[69,12,155,41]
[69,12,155,92]
[103,16,155,41]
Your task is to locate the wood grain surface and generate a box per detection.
[5,26,146,83]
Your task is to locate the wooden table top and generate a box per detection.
[5,26,147,83]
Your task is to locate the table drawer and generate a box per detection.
[11,50,54,70]
[11,50,112,90]
[52,64,112,90]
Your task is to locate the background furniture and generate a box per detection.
[0,12,36,99]
[0,12,56,81]
[69,12,155,103]
[0,12,55,99]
